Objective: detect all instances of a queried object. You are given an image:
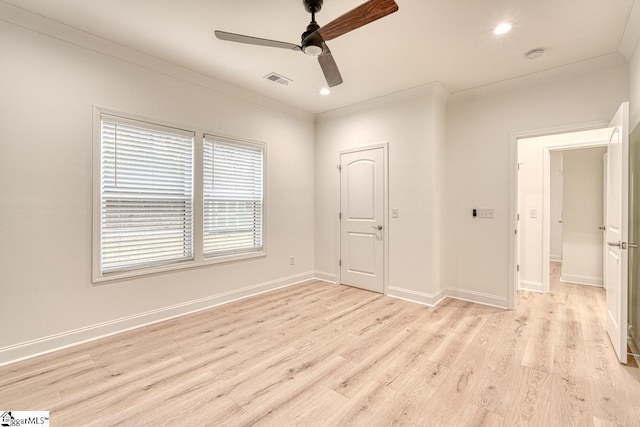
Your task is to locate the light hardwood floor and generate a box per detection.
[2,266,640,426]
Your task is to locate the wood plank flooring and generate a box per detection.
[2,265,640,426]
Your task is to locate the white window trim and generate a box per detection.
[92,107,267,284]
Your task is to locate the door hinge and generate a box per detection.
[517,264,520,272]
[339,260,342,267]
[339,212,342,220]
[337,164,342,171]
[514,229,518,235]
[517,214,520,221]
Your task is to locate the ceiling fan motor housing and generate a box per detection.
[302,36,324,56]
[301,14,323,56]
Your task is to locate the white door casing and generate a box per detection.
[339,146,385,293]
[603,152,608,291]
[605,102,629,364]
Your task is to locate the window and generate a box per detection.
[94,109,266,282]
[98,114,194,275]
[203,136,264,257]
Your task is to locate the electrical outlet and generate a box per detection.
[289,256,295,265]
[392,208,399,218]
[477,208,494,219]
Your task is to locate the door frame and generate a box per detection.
[337,142,389,294]
[509,120,608,308]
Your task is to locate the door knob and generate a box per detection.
[372,225,383,231]
[599,226,606,231]
[608,241,622,247]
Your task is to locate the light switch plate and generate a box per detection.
[392,208,399,218]
[477,208,494,218]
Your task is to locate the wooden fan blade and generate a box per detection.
[215,30,301,51]
[317,0,398,41]
[318,46,343,87]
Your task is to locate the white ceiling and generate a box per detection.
[3,0,636,113]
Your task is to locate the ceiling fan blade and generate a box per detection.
[317,0,398,41]
[318,46,343,87]
[215,30,301,51]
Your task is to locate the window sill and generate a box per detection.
[92,251,266,284]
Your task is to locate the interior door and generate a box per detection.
[605,102,629,364]
[340,147,385,293]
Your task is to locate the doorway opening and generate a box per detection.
[511,103,631,364]
[515,127,609,294]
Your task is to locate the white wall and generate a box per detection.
[444,54,629,307]
[630,26,640,130]
[0,13,315,363]
[561,147,606,285]
[550,152,564,262]
[315,83,449,305]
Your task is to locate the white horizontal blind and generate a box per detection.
[100,115,194,274]
[203,136,264,257]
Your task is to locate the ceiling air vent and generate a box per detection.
[264,72,292,86]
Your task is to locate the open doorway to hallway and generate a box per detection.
[516,127,609,294]
[512,104,633,364]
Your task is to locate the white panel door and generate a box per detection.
[340,147,384,293]
[605,102,629,364]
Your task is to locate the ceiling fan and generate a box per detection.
[214,0,399,88]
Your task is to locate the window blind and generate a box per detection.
[100,115,194,273]
[203,136,264,257]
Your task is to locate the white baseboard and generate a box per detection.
[560,274,603,287]
[445,287,509,309]
[387,286,446,307]
[0,271,315,366]
[550,255,562,262]
[314,271,337,283]
[388,285,509,310]
[519,280,544,293]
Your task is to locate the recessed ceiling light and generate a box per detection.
[320,87,331,96]
[493,22,512,35]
